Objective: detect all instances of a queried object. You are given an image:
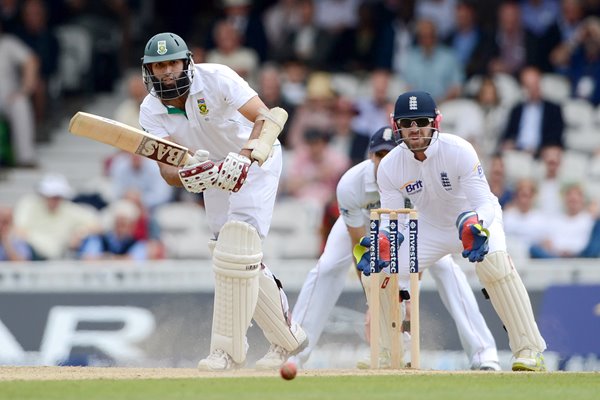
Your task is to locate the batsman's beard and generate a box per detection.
[152,72,191,100]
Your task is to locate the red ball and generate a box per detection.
[280,361,297,380]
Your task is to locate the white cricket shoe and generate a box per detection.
[254,324,309,370]
[197,349,244,371]
[356,349,392,369]
[475,360,502,371]
[357,332,412,369]
[512,349,546,372]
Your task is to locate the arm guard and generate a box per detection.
[245,107,288,165]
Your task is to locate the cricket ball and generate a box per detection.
[280,361,297,380]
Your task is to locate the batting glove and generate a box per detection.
[456,211,490,263]
[178,150,219,193]
[215,152,251,193]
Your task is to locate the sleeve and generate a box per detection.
[457,143,496,228]
[6,36,33,64]
[215,65,258,110]
[336,173,364,228]
[139,104,170,138]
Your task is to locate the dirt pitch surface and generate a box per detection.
[0,367,498,381]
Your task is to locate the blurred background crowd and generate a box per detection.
[1,0,600,263]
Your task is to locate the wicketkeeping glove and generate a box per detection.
[353,230,404,276]
[178,150,219,193]
[456,211,490,262]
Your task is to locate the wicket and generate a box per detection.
[368,208,420,369]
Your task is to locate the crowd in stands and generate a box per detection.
[2,0,600,262]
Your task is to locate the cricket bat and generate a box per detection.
[68,111,192,167]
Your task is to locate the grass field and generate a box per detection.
[0,368,598,400]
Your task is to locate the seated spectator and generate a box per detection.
[107,152,174,212]
[0,19,40,167]
[286,71,337,149]
[14,0,59,127]
[402,18,464,103]
[530,183,596,258]
[549,0,586,74]
[486,153,514,208]
[557,16,600,105]
[538,145,565,215]
[503,179,546,249]
[206,19,260,87]
[79,199,163,261]
[114,71,148,129]
[0,204,32,261]
[281,128,350,206]
[13,173,101,260]
[475,75,510,156]
[500,66,565,157]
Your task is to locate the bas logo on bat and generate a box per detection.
[136,137,187,166]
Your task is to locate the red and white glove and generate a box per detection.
[178,150,219,193]
[215,152,251,193]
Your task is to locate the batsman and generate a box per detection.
[378,91,546,371]
[138,32,307,370]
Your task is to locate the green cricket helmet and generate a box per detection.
[141,32,194,99]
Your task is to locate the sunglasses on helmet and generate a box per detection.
[397,118,433,128]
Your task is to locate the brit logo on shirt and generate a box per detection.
[197,98,209,115]
[441,172,452,190]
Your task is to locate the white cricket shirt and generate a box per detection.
[139,63,258,161]
[377,133,499,230]
[336,159,380,228]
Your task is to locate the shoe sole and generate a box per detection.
[512,362,546,372]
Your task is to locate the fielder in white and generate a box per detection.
[377,91,546,371]
[139,32,307,371]
[291,126,500,370]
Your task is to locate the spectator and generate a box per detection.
[373,0,416,74]
[558,16,600,105]
[286,71,337,149]
[503,178,546,250]
[549,0,586,73]
[415,0,457,41]
[0,19,39,168]
[488,1,527,76]
[107,152,174,212]
[13,173,101,260]
[276,0,334,70]
[263,0,300,59]
[402,18,464,102]
[330,96,364,165]
[530,183,596,258]
[445,0,496,78]
[537,145,565,215]
[114,71,148,129]
[281,128,350,206]
[79,199,163,261]
[520,0,562,72]
[475,75,510,156]
[256,64,296,147]
[279,56,308,108]
[217,0,269,62]
[486,152,515,208]
[206,19,259,87]
[0,204,32,261]
[351,69,395,140]
[14,0,59,128]
[500,66,565,157]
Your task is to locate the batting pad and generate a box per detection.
[476,251,546,354]
[211,221,262,363]
[253,269,304,352]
